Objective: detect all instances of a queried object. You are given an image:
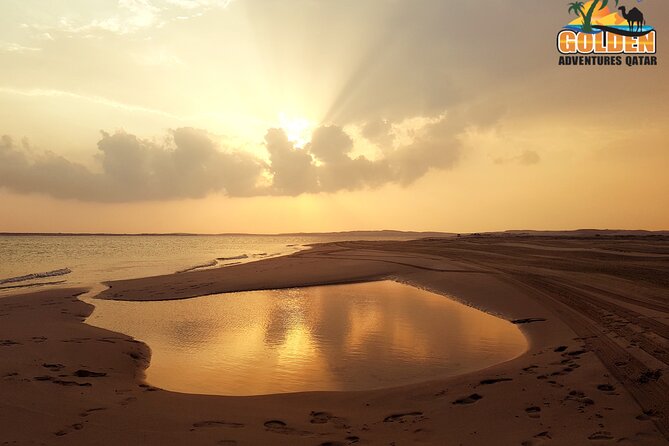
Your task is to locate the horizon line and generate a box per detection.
[0,229,667,237]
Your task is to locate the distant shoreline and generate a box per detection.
[0,230,453,237]
[1,229,667,237]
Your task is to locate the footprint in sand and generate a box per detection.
[596,384,615,392]
[565,349,588,357]
[127,351,145,361]
[452,394,483,405]
[192,420,245,429]
[318,439,361,446]
[263,420,315,436]
[33,375,52,381]
[53,379,92,387]
[637,369,662,383]
[636,409,659,421]
[32,375,90,386]
[119,396,137,406]
[383,412,424,423]
[68,337,92,343]
[565,390,594,409]
[309,411,349,429]
[525,406,541,418]
[54,423,84,436]
[42,363,64,372]
[479,378,512,385]
[310,411,332,424]
[588,431,614,440]
[73,369,107,378]
[521,431,551,446]
[79,407,107,418]
[522,365,540,374]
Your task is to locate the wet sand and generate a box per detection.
[1,235,668,445]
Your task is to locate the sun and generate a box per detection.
[279,112,313,148]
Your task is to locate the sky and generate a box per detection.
[0,0,667,233]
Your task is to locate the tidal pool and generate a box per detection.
[87,280,527,396]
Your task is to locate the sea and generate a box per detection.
[0,233,424,294]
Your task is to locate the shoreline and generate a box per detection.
[1,236,667,445]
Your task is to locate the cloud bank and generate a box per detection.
[0,111,477,202]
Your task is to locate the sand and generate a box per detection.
[1,235,668,445]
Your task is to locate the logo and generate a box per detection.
[557,0,657,66]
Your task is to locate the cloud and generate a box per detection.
[47,0,162,36]
[257,109,474,195]
[264,128,318,195]
[164,0,232,9]
[0,87,185,119]
[361,119,394,150]
[0,108,479,202]
[0,42,41,54]
[29,0,233,37]
[309,126,354,163]
[0,128,264,201]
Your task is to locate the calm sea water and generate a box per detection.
[88,281,527,395]
[0,233,418,293]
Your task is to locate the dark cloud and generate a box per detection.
[0,134,102,200]
[308,126,354,163]
[0,108,488,201]
[265,128,318,196]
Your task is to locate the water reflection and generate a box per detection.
[87,281,527,395]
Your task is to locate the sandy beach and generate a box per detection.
[1,235,668,445]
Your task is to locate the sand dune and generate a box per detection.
[1,235,668,445]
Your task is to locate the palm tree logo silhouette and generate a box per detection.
[568,2,588,29]
[568,0,616,33]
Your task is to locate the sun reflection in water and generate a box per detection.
[87,281,527,395]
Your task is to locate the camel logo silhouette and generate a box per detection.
[557,0,657,66]
[618,6,644,32]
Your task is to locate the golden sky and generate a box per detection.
[1,0,668,233]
